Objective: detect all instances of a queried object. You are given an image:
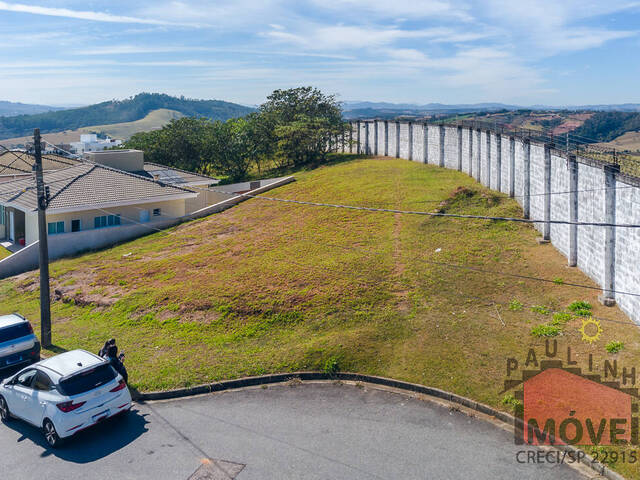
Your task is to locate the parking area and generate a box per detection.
[0,381,589,479]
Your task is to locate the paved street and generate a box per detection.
[0,382,588,480]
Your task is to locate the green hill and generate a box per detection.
[79,108,184,140]
[0,93,254,140]
[572,111,640,142]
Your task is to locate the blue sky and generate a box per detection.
[0,0,639,106]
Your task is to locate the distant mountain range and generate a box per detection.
[0,100,66,116]
[0,93,255,140]
[342,101,640,119]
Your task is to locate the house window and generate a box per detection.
[71,219,81,232]
[139,210,150,223]
[153,208,161,217]
[94,215,121,228]
[0,205,4,225]
[47,221,64,234]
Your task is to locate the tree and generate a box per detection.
[259,87,349,166]
[202,118,254,181]
[126,117,209,172]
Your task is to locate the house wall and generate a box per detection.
[185,189,232,213]
[349,120,640,324]
[41,198,187,244]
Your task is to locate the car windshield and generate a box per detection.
[0,323,31,344]
[58,364,116,396]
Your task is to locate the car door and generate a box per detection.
[31,370,55,427]
[7,369,36,422]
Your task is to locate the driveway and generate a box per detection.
[0,382,589,479]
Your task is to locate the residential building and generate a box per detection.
[70,134,122,154]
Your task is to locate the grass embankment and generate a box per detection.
[1,156,640,476]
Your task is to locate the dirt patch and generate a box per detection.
[53,287,118,308]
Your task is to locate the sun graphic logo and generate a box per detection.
[579,317,602,344]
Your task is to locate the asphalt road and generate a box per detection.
[0,381,589,480]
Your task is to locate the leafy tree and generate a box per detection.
[123,86,349,179]
[259,87,349,166]
[202,118,254,181]
[126,117,210,172]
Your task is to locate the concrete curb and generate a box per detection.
[134,371,625,480]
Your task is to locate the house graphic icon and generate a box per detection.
[503,359,638,445]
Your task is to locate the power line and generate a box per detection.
[256,232,640,329]
[232,191,640,229]
[41,140,83,160]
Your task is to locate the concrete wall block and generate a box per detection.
[367,122,376,155]
[478,131,488,186]
[490,134,500,190]
[399,122,410,159]
[413,123,425,162]
[576,163,606,286]
[428,126,440,165]
[444,126,458,170]
[500,135,510,195]
[513,140,525,208]
[377,122,386,155]
[461,128,471,174]
[360,122,369,154]
[528,144,546,233]
[549,154,570,257]
[388,122,397,158]
[615,180,640,320]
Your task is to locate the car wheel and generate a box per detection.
[43,419,62,448]
[0,396,10,423]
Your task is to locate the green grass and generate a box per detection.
[0,245,11,260]
[3,155,640,477]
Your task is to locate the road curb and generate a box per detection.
[134,371,624,480]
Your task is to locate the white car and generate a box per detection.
[0,349,132,447]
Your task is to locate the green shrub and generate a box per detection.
[531,305,550,315]
[323,356,340,375]
[553,277,564,285]
[531,324,561,337]
[509,299,523,311]
[568,301,592,312]
[502,394,523,415]
[606,341,624,354]
[551,312,572,325]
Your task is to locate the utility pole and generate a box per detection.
[33,128,51,347]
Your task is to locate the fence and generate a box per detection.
[341,120,640,325]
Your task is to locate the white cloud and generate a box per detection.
[312,0,472,21]
[0,1,192,26]
[481,0,639,54]
[264,24,489,50]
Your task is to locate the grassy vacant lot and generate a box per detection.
[1,155,640,475]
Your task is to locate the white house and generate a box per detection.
[70,134,123,154]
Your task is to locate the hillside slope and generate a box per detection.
[0,109,184,147]
[4,155,640,475]
[0,100,64,116]
[0,93,254,140]
[80,108,184,140]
